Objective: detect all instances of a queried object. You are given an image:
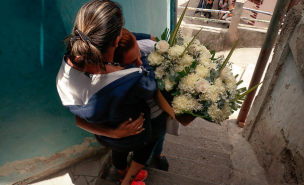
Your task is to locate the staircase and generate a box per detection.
[96,118,269,185]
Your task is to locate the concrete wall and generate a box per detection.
[55,0,170,38]
[180,23,269,51]
[243,1,304,184]
[0,0,169,184]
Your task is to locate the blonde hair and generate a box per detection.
[65,0,123,71]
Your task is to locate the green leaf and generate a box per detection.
[180,27,204,57]
[171,91,180,96]
[218,39,239,76]
[169,0,190,47]
[157,79,165,90]
[237,87,247,93]
[155,37,160,42]
[183,111,211,119]
[205,44,211,50]
[178,70,187,78]
[236,100,243,104]
[161,28,170,42]
[230,81,263,102]
[169,73,178,81]
[236,80,244,86]
[190,61,197,69]
[210,50,216,60]
[217,99,225,109]
[210,69,219,78]
[235,74,239,79]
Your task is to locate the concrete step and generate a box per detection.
[98,164,218,185]
[144,167,218,185]
[162,155,231,185]
[162,141,231,167]
[165,132,232,155]
[179,122,230,145]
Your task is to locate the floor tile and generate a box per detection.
[73,176,88,185]
[74,160,100,176]
[29,179,54,185]
[85,176,96,183]
[50,173,74,185]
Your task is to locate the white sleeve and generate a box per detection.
[137,40,157,56]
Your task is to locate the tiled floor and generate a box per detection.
[29,153,110,185]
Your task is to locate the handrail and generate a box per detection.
[241,17,270,23]
[179,15,231,24]
[243,7,272,16]
[179,6,231,14]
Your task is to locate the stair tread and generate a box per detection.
[161,155,231,184]
[145,167,219,185]
[165,133,232,154]
[162,141,231,165]
[100,165,218,185]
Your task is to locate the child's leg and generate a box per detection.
[112,150,130,178]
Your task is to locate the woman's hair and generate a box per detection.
[113,28,136,64]
[65,0,123,71]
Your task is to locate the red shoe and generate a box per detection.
[134,170,148,181]
[120,170,148,183]
[131,181,145,185]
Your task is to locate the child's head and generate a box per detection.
[114,28,143,67]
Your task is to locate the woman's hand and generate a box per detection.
[75,114,145,139]
[113,113,145,139]
[150,35,156,42]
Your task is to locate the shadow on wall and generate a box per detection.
[0,0,96,184]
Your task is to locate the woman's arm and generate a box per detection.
[132,32,151,40]
[132,32,156,41]
[75,114,145,139]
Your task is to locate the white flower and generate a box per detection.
[178,54,193,66]
[219,67,232,80]
[172,95,203,114]
[195,79,210,93]
[195,64,210,78]
[174,64,185,72]
[207,103,222,122]
[155,66,165,79]
[156,40,169,54]
[193,39,200,45]
[225,75,237,91]
[178,74,200,94]
[198,56,212,66]
[183,37,193,46]
[200,85,221,103]
[200,45,212,59]
[209,63,217,70]
[188,44,200,55]
[221,103,232,119]
[214,78,226,95]
[168,45,185,59]
[148,52,164,66]
[164,77,176,91]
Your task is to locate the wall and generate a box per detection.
[243,1,304,184]
[55,0,170,38]
[0,0,169,184]
[180,23,269,51]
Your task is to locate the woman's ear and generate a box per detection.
[114,30,122,47]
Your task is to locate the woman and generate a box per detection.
[56,1,158,185]
[219,0,229,20]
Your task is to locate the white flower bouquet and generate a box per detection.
[148,1,262,124]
